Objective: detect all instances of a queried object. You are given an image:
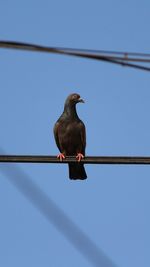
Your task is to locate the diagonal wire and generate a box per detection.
[0,40,150,72]
[1,40,150,61]
[0,148,118,267]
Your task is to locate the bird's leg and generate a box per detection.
[57,153,65,161]
[76,153,84,162]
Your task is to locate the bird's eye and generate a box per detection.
[72,94,78,100]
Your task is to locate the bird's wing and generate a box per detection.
[53,121,62,152]
[78,121,86,154]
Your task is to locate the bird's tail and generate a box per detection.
[68,163,87,180]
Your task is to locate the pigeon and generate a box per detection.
[54,93,87,180]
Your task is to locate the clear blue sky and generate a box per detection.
[0,1,150,266]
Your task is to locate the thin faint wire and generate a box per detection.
[0,41,150,71]
[0,149,118,267]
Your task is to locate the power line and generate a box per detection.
[1,40,150,60]
[1,155,150,164]
[0,40,150,71]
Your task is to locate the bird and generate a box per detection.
[54,93,87,180]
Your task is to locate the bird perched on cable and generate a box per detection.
[54,93,87,180]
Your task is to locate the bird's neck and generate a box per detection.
[64,103,79,119]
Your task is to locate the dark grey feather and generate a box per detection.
[54,93,87,180]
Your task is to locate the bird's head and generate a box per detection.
[66,93,85,106]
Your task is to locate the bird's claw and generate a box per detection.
[76,153,84,162]
[57,153,65,161]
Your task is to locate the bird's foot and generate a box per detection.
[76,153,84,162]
[57,153,65,161]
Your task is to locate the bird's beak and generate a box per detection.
[78,98,85,103]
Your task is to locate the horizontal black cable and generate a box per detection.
[0,155,150,164]
[0,41,150,71]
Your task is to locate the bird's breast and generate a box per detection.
[58,120,82,155]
